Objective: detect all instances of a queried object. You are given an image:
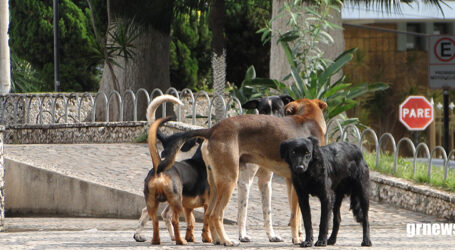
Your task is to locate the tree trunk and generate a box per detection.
[270,0,345,84]
[95,26,171,122]
[0,0,11,94]
[210,0,226,120]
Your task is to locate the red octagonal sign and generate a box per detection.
[399,96,434,131]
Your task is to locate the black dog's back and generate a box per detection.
[321,142,369,188]
[170,146,208,197]
[320,142,369,222]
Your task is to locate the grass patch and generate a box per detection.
[364,152,455,193]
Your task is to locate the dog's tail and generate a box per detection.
[156,128,212,174]
[148,116,173,175]
[350,194,364,223]
[146,94,183,123]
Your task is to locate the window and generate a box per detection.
[434,23,449,35]
[406,23,424,50]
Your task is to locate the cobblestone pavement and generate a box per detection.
[4,144,455,249]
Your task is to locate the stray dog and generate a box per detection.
[161,98,327,245]
[237,95,293,242]
[280,137,372,247]
[135,95,211,245]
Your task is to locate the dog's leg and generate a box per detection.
[183,207,195,242]
[328,193,343,245]
[202,142,221,244]
[315,193,332,247]
[237,163,258,242]
[286,178,302,244]
[169,201,187,245]
[257,168,283,242]
[359,186,372,247]
[298,193,313,248]
[161,205,175,241]
[211,180,239,246]
[133,207,149,242]
[146,199,161,245]
[201,203,213,243]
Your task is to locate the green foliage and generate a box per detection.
[229,66,277,110]
[225,0,271,86]
[10,53,43,93]
[170,12,211,90]
[232,0,388,123]
[364,152,455,192]
[9,0,101,92]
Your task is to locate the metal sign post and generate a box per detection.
[53,0,59,92]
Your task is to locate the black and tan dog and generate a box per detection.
[280,137,372,247]
[138,95,211,245]
[160,98,327,245]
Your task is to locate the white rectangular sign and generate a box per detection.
[429,35,455,89]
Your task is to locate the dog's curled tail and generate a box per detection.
[156,128,212,174]
[350,195,364,223]
[148,116,173,175]
[146,94,183,123]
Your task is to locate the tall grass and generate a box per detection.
[364,152,455,192]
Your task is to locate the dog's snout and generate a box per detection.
[295,165,306,173]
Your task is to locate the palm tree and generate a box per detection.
[0,0,11,95]
[210,0,226,120]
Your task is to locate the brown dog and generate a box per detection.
[142,95,211,245]
[161,98,327,245]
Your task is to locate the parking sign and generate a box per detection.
[429,35,455,89]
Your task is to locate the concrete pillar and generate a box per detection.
[397,22,407,51]
[422,22,434,51]
[0,125,4,232]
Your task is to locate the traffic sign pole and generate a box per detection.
[443,89,450,153]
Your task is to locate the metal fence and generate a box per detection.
[2,88,453,181]
[0,88,244,128]
[328,119,454,181]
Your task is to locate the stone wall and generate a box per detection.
[5,122,148,144]
[369,171,455,221]
[0,126,4,231]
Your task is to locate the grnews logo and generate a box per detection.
[407,223,455,237]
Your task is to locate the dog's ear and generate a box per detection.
[284,102,297,116]
[315,99,327,111]
[242,99,259,110]
[308,137,321,161]
[280,141,290,160]
[308,136,319,147]
[280,95,294,105]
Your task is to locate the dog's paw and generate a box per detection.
[213,240,221,245]
[223,240,240,247]
[176,239,188,245]
[239,235,251,242]
[151,238,160,245]
[292,238,301,245]
[300,240,313,247]
[327,236,336,245]
[185,235,195,242]
[314,239,327,247]
[361,239,372,247]
[133,233,146,242]
[268,235,284,242]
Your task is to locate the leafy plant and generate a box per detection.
[10,53,44,93]
[232,0,388,123]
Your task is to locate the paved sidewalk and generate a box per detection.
[3,144,455,249]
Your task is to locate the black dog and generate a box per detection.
[242,95,294,116]
[280,137,372,247]
[136,116,211,245]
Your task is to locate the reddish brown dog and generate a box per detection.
[163,98,327,246]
